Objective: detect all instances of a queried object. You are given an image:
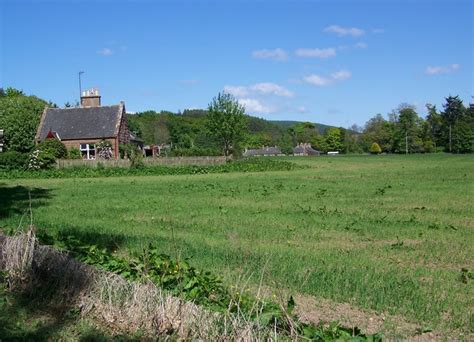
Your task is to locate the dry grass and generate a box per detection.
[0,229,288,340]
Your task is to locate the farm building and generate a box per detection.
[293,143,320,156]
[35,89,142,159]
[243,146,283,157]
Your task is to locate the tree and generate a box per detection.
[425,104,443,150]
[395,104,422,153]
[450,105,474,153]
[362,114,396,153]
[325,128,343,152]
[0,88,47,153]
[442,96,465,152]
[206,92,247,156]
[370,142,382,154]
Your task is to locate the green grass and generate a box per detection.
[1,154,473,334]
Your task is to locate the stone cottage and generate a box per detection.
[35,89,141,159]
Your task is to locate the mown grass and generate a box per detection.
[1,154,473,335]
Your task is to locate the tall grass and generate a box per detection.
[1,154,473,334]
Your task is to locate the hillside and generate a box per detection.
[270,120,335,134]
[127,109,336,154]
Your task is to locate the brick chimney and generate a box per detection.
[81,88,101,107]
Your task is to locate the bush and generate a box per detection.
[27,148,57,170]
[38,139,67,159]
[97,140,114,160]
[68,147,81,159]
[0,151,29,171]
[369,142,382,154]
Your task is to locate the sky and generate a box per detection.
[1,0,473,127]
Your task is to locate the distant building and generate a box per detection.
[243,146,283,157]
[35,89,141,160]
[293,143,320,156]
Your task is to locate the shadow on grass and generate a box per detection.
[0,184,52,220]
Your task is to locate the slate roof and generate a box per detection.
[37,105,122,140]
[243,146,282,157]
[293,144,320,155]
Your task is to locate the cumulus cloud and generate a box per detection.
[295,48,336,58]
[97,48,114,56]
[224,85,249,97]
[252,48,288,61]
[225,82,293,98]
[425,64,460,75]
[238,98,273,113]
[303,70,352,86]
[249,83,294,97]
[331,70,352,80]
[324,25,365,37]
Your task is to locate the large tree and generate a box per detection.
[0,87,47,153]
[206,92,247,156]
[442,95,465,152]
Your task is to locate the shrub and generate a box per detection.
[369,142,382,154]
[27,148,56,170]
[38,139,67,159]
[68,147,81,159]
[0,151,29,171]
[97,140,114,160]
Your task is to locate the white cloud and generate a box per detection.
[303,70,352,86]
[249,83,294,97]
[238,98,273,113]
[224,85,249,97]
[295,48,336,58]
[354,42,368,49]
[303,74,333,86]
[252,48,288,61]
[425,64,460,75]
[331,70,351,80]
[225,82,293,98]
[324,25,365,37]
[97,48,114,56]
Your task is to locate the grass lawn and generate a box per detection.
[1,154,473,335]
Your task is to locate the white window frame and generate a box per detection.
[80,143,96,160]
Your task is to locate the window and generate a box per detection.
[80,143,96,160]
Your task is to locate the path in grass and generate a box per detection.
[1,154,473,335]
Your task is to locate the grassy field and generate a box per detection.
[1,154,473,336]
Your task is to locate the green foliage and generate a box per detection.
[27,148,56,170]
[0,88,47,152]
[68,147,81,159]
[37,138,67,159]
[325,128,343,152]
[369,142,382,154]
[0,158,301,179]
[0,151,29,171]
[36,232,380,340]
[96,140,114,160]
[169,146,220,157]
[206,92,248,156]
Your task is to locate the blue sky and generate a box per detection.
[1,0,472,127]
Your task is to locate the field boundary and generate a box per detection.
[56,156,228,168]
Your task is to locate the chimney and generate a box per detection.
[81,88,101,107]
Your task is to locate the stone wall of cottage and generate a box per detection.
[118,115,130,145]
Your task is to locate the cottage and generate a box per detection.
[293,143,320,156]
[35,89,138,159]
[243,146,283,157]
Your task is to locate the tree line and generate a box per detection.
[1,87,473,159]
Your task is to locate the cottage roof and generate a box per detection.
[36,105,123,141]
[243,146,282,157]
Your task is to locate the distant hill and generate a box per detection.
[270,120,335,134]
